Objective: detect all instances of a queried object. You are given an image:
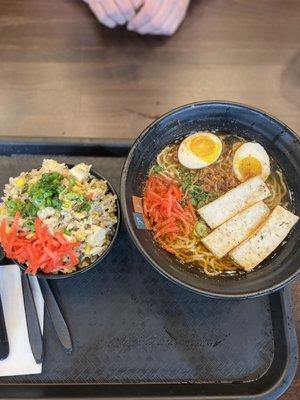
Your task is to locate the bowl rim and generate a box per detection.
[14,164,121,279]
[120,100,300,299]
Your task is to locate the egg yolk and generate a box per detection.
[238,156,262,180]
[190,136,219,162]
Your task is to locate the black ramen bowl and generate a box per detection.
[0,165,120,279]
[121,101,300,299]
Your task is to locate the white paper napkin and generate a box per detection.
[0,265,44,377]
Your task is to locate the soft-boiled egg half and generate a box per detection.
[178,132,222,169]
[233,142,270,182]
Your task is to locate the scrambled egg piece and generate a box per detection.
[75,231,86,241]
[72,185,82,194]
[15,177,26,188]
[62,199,72,209]
[0,204,6,215]
[84,245,92,254]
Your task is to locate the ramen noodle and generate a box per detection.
[143,133,296,276]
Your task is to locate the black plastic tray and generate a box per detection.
[0,138,297,399]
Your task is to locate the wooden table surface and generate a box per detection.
[0,0,299,398]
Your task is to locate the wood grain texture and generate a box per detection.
[0,0,299,139]
[0,0,300,398]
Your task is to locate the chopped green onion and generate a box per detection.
[28,172,63,210]
[64,192,91,212]
[150,165,163,174]
[195,220,210,238]
[5,197,23,216]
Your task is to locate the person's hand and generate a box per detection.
[85,0,143,28]
[129,0,144,10]
[127,0,190,36]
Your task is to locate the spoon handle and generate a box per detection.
[36,279,72,353]
[21,273,43,364]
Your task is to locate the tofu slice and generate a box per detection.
[229,206,299,271]
[201,202,270,258]
[198,176,270,229]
